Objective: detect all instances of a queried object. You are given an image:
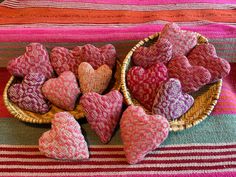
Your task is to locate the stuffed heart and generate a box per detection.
[7,43,54,79]
[120,105,169,164]
[160,23,197,57]
[80,90,123,143]
[42,71,80,111]
[152,78,194,120]
[127,63,168,110]
[188,43,231,83]
[168,55,211,93]
[78,62,112,94]
[8,72,51,114]
[39,112,89,160]
[132,38,172,68]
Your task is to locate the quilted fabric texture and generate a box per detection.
[80,90,123,144]
[78,62,112,94]
[39,112,89,160]
[127,63,168,110]
[152,78,194,120]
[7,43,54,79]
[42,71,80,111]
[168,55,211,93]
[8,73,51,114]
[120,106,169,164]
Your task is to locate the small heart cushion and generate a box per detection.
[152,78,194,120]
[39,112,89,160]
[7,43,54,79]
[168,55,211,93]
[80,90,123,143]
[8,72,51,114]
[42,71,80,111]
[120,105,169,164]
[132,38,172,68]
[78,62,112,94]
[127,63,168,110]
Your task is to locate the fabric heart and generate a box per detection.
[8,72,51,114]
[127,63,168,110]
[160,23,198,57]
[188,43,231,83]
[80,90,123,143]
[7,43,54,79]
[152,78,194,120]
[132,38,172,68]
[78,62,112,94]
[42,71,80,111]
[168,55,211,93]
[120,105,169,164]
[39,112,89,160]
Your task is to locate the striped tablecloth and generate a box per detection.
[0,0,236,176]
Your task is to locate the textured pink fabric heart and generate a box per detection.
[8,73,51,114]
[152,78,194,120]
[127,63,168,110]
[42,71,80,111]
[188,43,231,83]
[168,55,211,93]
[160,23,197,57]
[7,43,54,79]
[80,90,123,143]
[132,38,172,68]
[39,112,89,160]
[120,105,169,164]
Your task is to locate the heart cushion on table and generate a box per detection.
[7,43,54,79]
[8,72,51,114]
[126,63,168,110]
[42,71,80,111]
[80,90,123,144]
[120,105,169,164]
[152,78,194,120]
[39,112,89,160]
[168,55,211,93]
[78,62,112,94]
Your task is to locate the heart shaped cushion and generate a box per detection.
[127,63,168,110]
[42,71,80,111]
[39,112,89,160]
[80,90,123,143]
[120,105,169,164]
[152,78,194,120]
[8,72,51,114]
[7,43,54,79]
[188,43,231,83]
[160,23,197,57]
[78,62,112,94]
[168,55,211,93]
[132,38,172,68]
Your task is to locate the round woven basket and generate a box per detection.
[121,32,222,132]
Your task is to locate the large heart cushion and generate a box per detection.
[7,43,54,79]
[42,71,80,111]
[80,90,123,143]
[8,72,51,114]
[39,112,89,160]
[120,105,169,164]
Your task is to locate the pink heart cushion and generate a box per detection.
[42,71,80,111]
[132,38,172,68]
[39,112,89,160]
[168,55,211,93]
[120,105,169,164]
[152,78,194,120]
[8,73,51,114]
[7,43,54,79]
[80,90,123,144]
[127,63,168,110]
